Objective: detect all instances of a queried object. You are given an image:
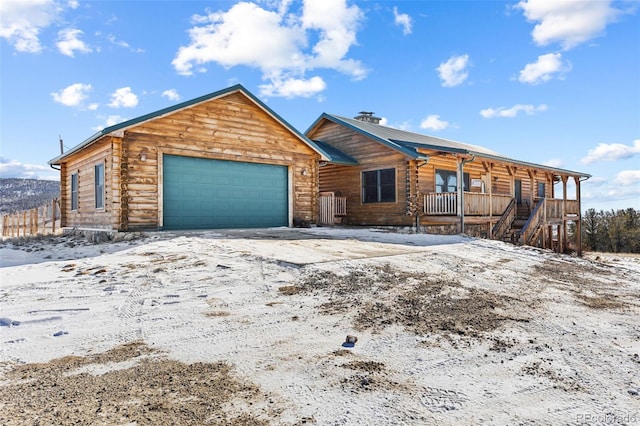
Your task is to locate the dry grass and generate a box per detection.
[0,342,274,426]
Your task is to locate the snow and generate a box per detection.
[0,227,638,424]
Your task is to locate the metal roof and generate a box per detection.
[307,113,591,178]
[313,140,358,165]
[49,84,331,165]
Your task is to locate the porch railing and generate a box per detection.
[491,198,516,240]
[424,192,457,215]
[520,198,545,246]
[318,192,347,226]
[424,192,514,216]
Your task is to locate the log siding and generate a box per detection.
[51,88,321,231]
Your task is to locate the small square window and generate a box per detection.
[362,168,396,203]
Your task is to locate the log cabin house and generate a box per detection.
[48,85,330,231]
[306,112,591,255]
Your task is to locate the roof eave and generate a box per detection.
[49,84,331,165]
[467,150,591,179]
[308,114,422,160]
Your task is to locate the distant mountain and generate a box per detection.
[0,178,60,214]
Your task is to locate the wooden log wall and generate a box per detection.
[311,122,412,226]
[60,138,114,229]
[414,152,556,205]
[120,91,320,229]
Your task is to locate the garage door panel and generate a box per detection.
[163,155,288,230]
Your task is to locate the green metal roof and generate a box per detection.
[307,113,591,178]
[313,140,358,165]
[49,84,331,165]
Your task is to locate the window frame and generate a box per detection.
[362,168,396,204]
[537,182,546,198]
[94,163,105,209]
[70,172,79,211]
[435,169,470,193]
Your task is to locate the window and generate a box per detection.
[435,169,470,193]
[95,163,104,209]
[537,182,546,198]
[362,168,396,203]
[71,173,78,211]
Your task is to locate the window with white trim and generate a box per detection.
[71,172,78,211]
[95,163,104,209]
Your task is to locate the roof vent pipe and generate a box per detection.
[354,111,381,125]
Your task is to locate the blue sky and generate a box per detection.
[1,0,638,212]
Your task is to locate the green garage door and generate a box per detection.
[163,155,288,230]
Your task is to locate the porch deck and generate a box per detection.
[423,192,579,217]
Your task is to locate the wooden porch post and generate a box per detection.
[52,199,57,235]
[562,176,568,253]
[456,156,463,233]
[576,176,583,256]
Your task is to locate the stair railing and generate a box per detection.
[491,198,516,240]
[519,198,546,246]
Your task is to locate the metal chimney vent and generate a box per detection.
[354,111,381,125]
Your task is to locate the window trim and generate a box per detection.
[94,163,105,210]
[71,172,79,211]
[361,167,396,204]
[537,181,546,198]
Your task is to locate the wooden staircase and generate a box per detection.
[498,202,530,244]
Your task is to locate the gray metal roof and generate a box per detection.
[308,113,590,178]
[49,84,331,165]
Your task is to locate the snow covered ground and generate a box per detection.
[1,227,638,425]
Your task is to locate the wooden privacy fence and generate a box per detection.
[1,198,61,237]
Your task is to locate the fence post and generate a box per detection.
[52,199,57,235]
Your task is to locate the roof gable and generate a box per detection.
[49,84,330,165]
[307,113,590,178]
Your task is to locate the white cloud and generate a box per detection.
[172,0,365,98]
[420,115,450,131]
[587,176,607,186]
[106,33,144,53]
[56,28,91,57]
[259,76,326,98]
[92,115,128,132]
[393,7,412,35]
[51,83,92,107]
[543,158,564,168]
[519,53,571,84]
[580,140,640,164]
[0,157,59,180]
[109,87,138,108]
[583,172,640,206]
[516,0,623,50]
[162,89,181,101]
[436,54,469,87]
[480,104,548,118]
[0,0,61,53]
[613,170,640,186]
